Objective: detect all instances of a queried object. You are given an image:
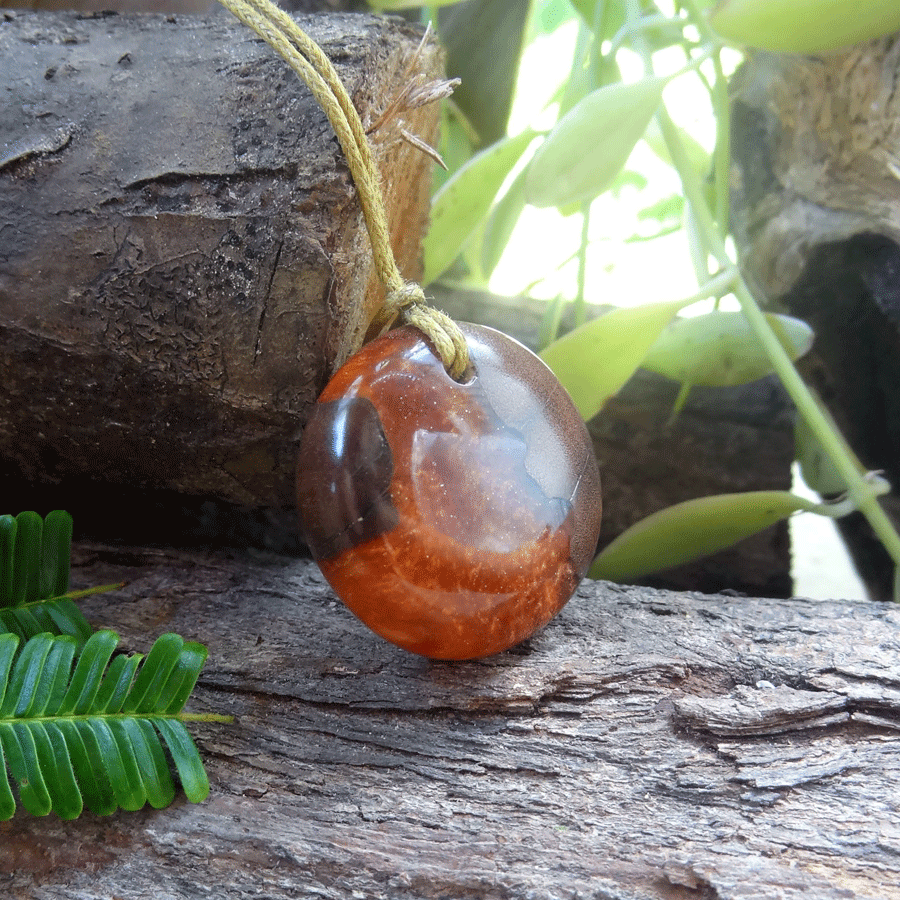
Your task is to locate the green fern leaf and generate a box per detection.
[0,630,222,820]
[0,511,92,644]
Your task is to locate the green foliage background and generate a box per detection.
[376,0,900,596]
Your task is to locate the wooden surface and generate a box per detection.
[2,544,898,899]
[0,10,440,508]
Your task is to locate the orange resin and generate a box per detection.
[297,324,602,659]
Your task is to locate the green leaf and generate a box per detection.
[423,130,536,285]
[59,628,120,716]
[539,294,569,349]
[643,118,710,178]
[433,103,476,194]
[41,510,72,600]
[641,311,813,387]
[0,737,15,820]
[36,722,82,820]
[480,165,529,278]
[0,634,17,712]
[2,632,57,718]
[152,718,210,804]
[43,599,93,646]
[11,512,42,606]
[525,76,666,209]
[709,0,900,53]
[126,718,175,809]
[95,652,143,714]
[0,517,14,606]
[34,635,77,717]
[0,510,91,645]
[158,642,209,715]
[590,490,819,583]
[122,633,184,715]
[794,398,867,497]
[571,0,625,42]
[539,299,687,421]
[0,630,222,819]
[55,718,114,816]
[70,719,117,816]
[0,599,93,647]
[636,194,685,226]
[4,721,51,816]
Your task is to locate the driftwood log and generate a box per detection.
[0,9,440,508]
[730,36,900,599]
[0,544,898,899]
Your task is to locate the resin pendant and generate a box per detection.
[297,323,602,660]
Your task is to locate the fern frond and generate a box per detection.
[0,511,92,643]
[0,630,226,820]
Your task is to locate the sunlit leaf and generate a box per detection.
[709,0,900,53]
[525,76,666,209]
[556,38,594,120]
[643,118,711,177]
[637,194,685,225]
[539,294,569,350]
[571,0,625,42]
[423,130,536,285]
[480,166,529,278]
[641,311,813,387]
[539,299,687,421]
[432,103,476,194]
[589,491,819,583]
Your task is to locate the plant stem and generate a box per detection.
[629,0,900,581]
[63,582,124,601]
[575,203,591,327]
[679,0,731,238]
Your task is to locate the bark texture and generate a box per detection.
[730,36,900,599]
[1,545,898,899]
[0,10,440,508]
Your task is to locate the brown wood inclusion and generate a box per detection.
[297,323,602,659]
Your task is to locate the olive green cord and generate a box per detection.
[218,0,469,379]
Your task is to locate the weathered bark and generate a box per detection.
[1,545,897,899]
[435,287,795,598]
[730,36,900,599]
[0,10,440,508]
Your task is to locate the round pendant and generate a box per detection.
[297,323,602,659]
